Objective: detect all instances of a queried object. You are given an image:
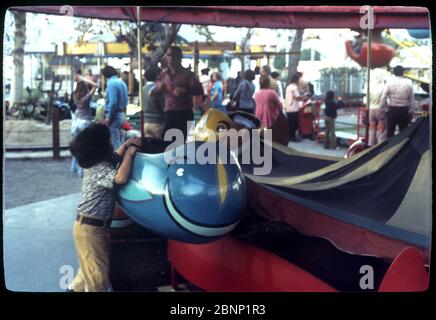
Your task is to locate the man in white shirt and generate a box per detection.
[199,68,211,111]
[199,68,210,97]
[253,66,261,92]
[284,74,309,142]
[380,65,416,138]
[365,68,388,146]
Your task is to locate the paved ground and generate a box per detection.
[4,193,171,292]
[4,157,82,209]
[3,157,171,292]
[288,138,347,158]
[4,194,81,291]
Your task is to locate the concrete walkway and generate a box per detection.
[5,150,72,160]
[3,193,81,292]
[3,192,172,292]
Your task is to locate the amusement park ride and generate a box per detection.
[336,26,430,151]
[11,6,431,292]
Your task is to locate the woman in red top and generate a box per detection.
[253,75,283,128]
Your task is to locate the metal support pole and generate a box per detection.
[101,74,105,93]
[137,6,144,139]
[129,52,134,103]
[365,5,372,144]
[51,94,60,160]
[194,41,199,76]
[240,48,246,77]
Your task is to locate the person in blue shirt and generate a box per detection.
[232,69,256,114]
[210,72,224,111]
[102,65,128,150]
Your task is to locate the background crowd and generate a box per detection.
[69,45,419,177]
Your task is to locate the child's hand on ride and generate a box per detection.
[125,137,142,149]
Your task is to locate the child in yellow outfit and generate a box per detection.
[68,123,141,292]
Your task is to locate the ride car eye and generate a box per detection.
[176,168,184,177]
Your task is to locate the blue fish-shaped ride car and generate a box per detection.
[116,140,246,243]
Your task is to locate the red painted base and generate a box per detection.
[168,238,428,292]
[168,236,336,292]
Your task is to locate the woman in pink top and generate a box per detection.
[254,75,283,129]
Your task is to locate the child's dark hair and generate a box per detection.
[326,90,335,100]
[290,74,300,84]
[70,124,116,168]
[244,69,255,81]
[145,66,158,82]
[102,65,118,78]
[271,71,280,80]
[393,65,404,76]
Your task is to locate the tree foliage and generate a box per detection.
[74,18,185,72]
[300,48,321,61]
[194,25,216,42]
[273,50,286,70]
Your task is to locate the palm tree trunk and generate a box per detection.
[11,11,26,107]
[240,28,254,78]
[144,23,181,73]
[126,23,180,79]
[287,29,304,85]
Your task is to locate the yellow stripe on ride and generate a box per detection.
[217,159,228,204]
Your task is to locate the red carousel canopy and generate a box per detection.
[9,6,430,29]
